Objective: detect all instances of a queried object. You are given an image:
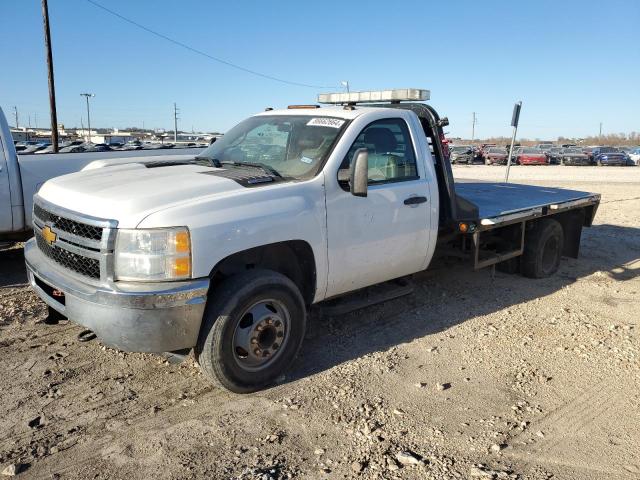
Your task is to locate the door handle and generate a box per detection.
[404,196,427,205]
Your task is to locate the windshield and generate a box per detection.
[488,148,506,153]
[197,115,346,179]
[564,148,583,154]
[451,146,470,152]
[522,148,540,154]
[599,147,618,153]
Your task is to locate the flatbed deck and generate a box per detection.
[455,182,600,228]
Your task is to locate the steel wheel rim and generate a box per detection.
[232,299,290,372]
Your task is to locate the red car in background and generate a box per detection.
[514,147,548,165]
[484,147,508,165]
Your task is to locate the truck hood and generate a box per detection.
[37,162,246,228]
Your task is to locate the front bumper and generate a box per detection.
[600,158,628,166]
[562,157,591,166]
[25,238,210,353]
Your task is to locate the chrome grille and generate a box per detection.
[35,233,101,278]
[33,203,103,240]
[32,199,117,282]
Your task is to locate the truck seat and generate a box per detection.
[363,128,402,180]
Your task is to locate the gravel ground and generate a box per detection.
[0,165,638,479]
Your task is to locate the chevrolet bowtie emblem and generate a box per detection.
[42,225,57,246]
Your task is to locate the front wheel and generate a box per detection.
[195,269,307,393]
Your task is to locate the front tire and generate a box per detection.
[195,269,307,393]
[521,219,564,278]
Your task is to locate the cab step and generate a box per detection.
[321,277,414,316]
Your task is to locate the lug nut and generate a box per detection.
[254,348,262,356]
[250,337,258,345]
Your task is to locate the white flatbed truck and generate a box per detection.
[24,89,600,392]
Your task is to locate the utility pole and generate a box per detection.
[599,122,602,137]
[173,103,179,143]
[42,0,59,152]
[35,113,38,129]
[80,93,95,143]
[341,81,350,93]
[13,106,19,129]
[471,112,477,144]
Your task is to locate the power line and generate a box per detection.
[84,0,335,90]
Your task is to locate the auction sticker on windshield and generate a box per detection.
[307,118,345,128]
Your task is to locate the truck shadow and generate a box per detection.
[0,245,27,288]
[288,223,639,384]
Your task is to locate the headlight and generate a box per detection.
[114,227,191,281]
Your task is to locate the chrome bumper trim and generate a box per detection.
[25,238,210,352]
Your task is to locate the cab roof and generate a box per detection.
[253,105,398,120]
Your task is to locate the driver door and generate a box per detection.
[325,117,431,298]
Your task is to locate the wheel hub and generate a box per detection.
[232,300,289,371]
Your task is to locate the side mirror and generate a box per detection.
[349,148,368,197]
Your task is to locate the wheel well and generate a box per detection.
[530,208,587,259]
[209,241,316,305]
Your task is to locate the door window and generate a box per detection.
[342,118,418,184]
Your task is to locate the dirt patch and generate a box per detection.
[1,166,638,479]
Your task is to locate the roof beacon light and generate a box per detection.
[317,88,430,105]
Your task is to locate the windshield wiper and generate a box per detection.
[220,160,282,178]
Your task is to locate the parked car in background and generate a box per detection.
[83,143,113,152]
[449,145,474,164]
[17,144,49,154]
[514,147,548,165]
[559,148,591,166]
[629,147,640,165]
[484,147,508,165]
[582,146,598,163]
[534,143,554,152]
[592,147,631,166]
[546,146,564,165]
[473,143,495,163]
[58,144,87,153]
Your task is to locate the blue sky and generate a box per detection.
[1,0,638,139]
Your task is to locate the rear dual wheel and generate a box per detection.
[521,219,564,278]
[195,270,306,393]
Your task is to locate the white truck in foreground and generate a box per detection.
[0,106,202,245]
[24,89,600,393]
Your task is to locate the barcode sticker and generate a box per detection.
[307,118,345,128]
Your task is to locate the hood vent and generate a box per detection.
[200,167,278,188]
[142,160,198,168]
